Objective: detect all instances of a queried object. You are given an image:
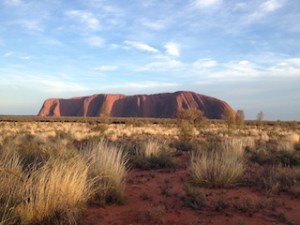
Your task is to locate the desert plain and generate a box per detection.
[0,116,300,225]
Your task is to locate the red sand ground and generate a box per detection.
[81,153,300,225]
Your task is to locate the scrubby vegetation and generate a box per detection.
[0,134,128,224]
[258,165,300,194]
[0,116,299,224]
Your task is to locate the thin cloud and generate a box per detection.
[137,58,184,72]
[97,81,179,90]
[38,80,88,93]
[83,36,104,47]
[125,81,179,89]
[233,3,248,11]
[269,58,300,77]
[225,60,259,73]
[261,0,282,12]
[192,0,222,9]
[3,1,48,32]
[3,0,22,6]
[193,58,217,68]
[0,73,88,94]
[20,55,31,60]
[244,0,284,24]
[3,51,30,60]
[141,19,168,30]
[39,38,63,46]
[124,40,159,53]
[66,10,100,30]
[3,51,15,57]
[19,20,43,32]
[208,57,300,81]
[164,42,180,57]
[208,60,263,81]
[94,65,118,71]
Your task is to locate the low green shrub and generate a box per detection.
[172,139,202,152]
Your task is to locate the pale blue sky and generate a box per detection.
[1,0,299,120]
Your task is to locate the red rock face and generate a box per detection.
[38,91,235,119]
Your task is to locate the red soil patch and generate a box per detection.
[81,153,300,225]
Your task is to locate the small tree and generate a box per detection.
[223,109,235,132]
[176,108,206,141]
[235,109,245,129]
[257,111,264,127]
[176,108,205,125]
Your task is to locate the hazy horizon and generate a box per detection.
[1,0,299,120]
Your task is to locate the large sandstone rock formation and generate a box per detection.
[38,91,234,119]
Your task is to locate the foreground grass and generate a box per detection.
[82,139,128,204]
[0,137,128,225]
[16,157,90,224]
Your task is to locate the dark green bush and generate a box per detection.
[256,166,300,194]
[171,139,201,152]
[130,150,176,170]
[249,150,300,166]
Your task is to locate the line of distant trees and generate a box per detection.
[177,107,266,137]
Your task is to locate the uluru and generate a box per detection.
[38,91,234,119]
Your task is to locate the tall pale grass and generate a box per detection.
[140,140,161,158]
[0,143,23,179]
[190,138,245,188]
[276,140,295,152]
[16,156,91,224]
[0,135,129,224]
[82,139,128,204]
[0,190,19,225]
[0,144,24,198]
[1,139,93,225]
[222,138,245,158]
[0,146,23,225]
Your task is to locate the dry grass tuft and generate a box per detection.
[0,146,23,225]
[140,140,161,158]
[190,138,244,188]
[276,140,295,152]
[222,138,245,158]
[0,189,19,225]
[82,139,128,204]
[131,140,175,170]
[16,156,91,224]
[0,136,129,224]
